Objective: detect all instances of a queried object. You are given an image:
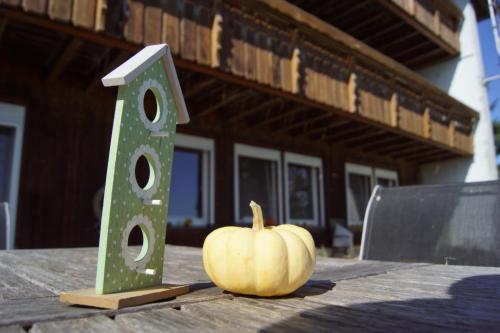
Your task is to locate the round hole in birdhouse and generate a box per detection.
[135,154,155,190]
[127,224,149,262]
[143,88,160,123]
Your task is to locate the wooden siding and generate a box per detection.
[429,109,451,146]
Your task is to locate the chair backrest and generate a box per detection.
[360,181,500,267]
[0,202,9,249]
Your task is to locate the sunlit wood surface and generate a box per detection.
[1,245,499,332]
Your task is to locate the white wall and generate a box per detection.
[418,0,498,184]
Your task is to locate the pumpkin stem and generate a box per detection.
[250,201,265,231]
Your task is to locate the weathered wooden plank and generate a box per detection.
[243,27,257,81]
[229,20,244,76]
[144,5,162,45]
[123,0,144,44]
[196,6,211,66]
[48,0,72,22]
[0,286,230,327]
[72,0,95,29]
[0,325,25,333]
[162,0,180,55]
[0,0,21,7]
[22,0,46,14]
[0,265,53,300]
[114,307,226,332]
[180,0,196,61]
[270,37,281,89]
[31,315,123,333]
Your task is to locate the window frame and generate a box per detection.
[234,143,283,224]
[284,152,324,226]
[0,102,25,249]
[374,168,399,186]
[169,133,215,226]
[345,163,399,226]
[345,163,374,227]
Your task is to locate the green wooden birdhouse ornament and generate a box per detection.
[94,44,189,295]
[59,45,190,309]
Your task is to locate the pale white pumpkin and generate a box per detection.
[202,201,316,296]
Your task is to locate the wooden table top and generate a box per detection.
[1,245,499,332]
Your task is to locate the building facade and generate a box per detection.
[0,0,495,249]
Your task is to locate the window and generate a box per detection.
[374,169,399,187]
[345,163,398,226]
[234,144,282,224]
[167,134,214,227]
[284,152,324,226]
[0,102,25,249]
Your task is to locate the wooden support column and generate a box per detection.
[434,9,441,36]
[448,119,456,147]
[390,92,398,127]
[211,12,223,68]
[423,107,430,139]
[95,0,106,31]
[347,71,357,113]
[408,0,415,16]
[291,46,300,94]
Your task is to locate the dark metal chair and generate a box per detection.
[0,202,9,249]
[360,181,500,267]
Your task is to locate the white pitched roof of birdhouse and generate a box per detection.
[101,44,189,124]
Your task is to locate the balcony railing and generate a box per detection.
[0,0,477,156]
[391,0,461,50]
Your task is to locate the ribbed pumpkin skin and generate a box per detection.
[202,224,316,296]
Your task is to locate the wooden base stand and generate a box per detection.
[59,284,189,310]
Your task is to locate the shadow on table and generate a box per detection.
[224,280,336,299]
[260,274,500,332]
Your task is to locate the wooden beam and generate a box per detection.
[379,31,420,52]
[374,0,458,54]
[415,152,455,164]
[403,48,445,67]
[292,113,337,136]
[46,38,84,83]
[326,124,367,143]
[359,136,406,150]
[348,10,387,35]
[229,97,282,122]
[254,105,308,128]
[306,118,350,138]
[362,21,406,44]
[196,89,252,117]
[406,149,451,162]
[327,1,373,24]
[393,146,440,159]
[342,130,385,145]
[0,17,8,42]
[184,78,217,99]
[374,140,416,154]
[391,40,434,59]
[87,49,130,92]
[277,111,328,133]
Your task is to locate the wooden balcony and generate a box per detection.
[0,0,478,161]
[289,0,462,68]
